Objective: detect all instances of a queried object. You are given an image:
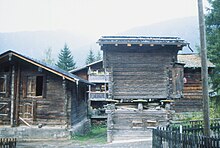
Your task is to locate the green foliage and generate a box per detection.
[96,50,102,61]
[42,47,54,65]
[56,43,76,71]
[86,49,102,65]
[72,125,107,144]
[206,0,220,92]
[86,49,96,65]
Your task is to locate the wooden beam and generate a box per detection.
[12,53,76,83]
[62,79,68,127]
[15,65,20,126]
[19,117,31,127]
[10,66,15,127]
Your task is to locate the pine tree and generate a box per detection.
[96,50,102,61]
[206,0,220,91]
[56,43,76,71]
[86,49,96,65]
[42,47,54,65]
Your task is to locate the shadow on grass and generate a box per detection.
[72,125,107,145]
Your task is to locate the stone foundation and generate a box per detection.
[0,126,70,140]
[0,118,91,140]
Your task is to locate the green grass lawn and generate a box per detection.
[72,125,107,144]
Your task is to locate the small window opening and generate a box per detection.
[27,75,44,97]
[36,76,43,96]
[0,76,6,93]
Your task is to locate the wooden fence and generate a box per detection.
[153,126,220,148]
[0,138,16,148]
[169,119,220,138]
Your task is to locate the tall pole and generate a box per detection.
[197,0,210,137]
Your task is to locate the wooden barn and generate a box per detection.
[173,54,215,112]
[0,50,91,135]
[96,36,188,142]
[97,36,187,102]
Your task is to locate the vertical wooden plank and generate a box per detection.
[22,76,27,97]
[62,78,68,127]
[15,65,20,126]
[32,100,36,121]
[10,65,15,127]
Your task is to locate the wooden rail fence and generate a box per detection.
[0,138,16,148]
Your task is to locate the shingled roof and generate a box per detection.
[0,50,92,84]
[97,36,188,47]
[178,54,215,68]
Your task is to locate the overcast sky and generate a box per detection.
[0,0,208,37]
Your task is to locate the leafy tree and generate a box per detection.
[206,0,220,92]
[56,43,76,71]
[42,47,54,65]
[96,50,102,61]
[86,49,96,65]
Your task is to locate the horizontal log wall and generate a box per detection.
[173,68,203,112]
[103,45,179,100]
[107,108,169,141]
[20,65,67,125]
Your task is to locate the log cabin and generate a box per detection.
[97,36,187,103]
[173,54,215,112]
[96,36,189,142]
[0,50,91,135]
[71,54,215,120]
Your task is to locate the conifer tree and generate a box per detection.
[56,43,76,71]
[206,0,220,91]
[96,50,102,61]
[86,49,96,65]
[42,47,54,65]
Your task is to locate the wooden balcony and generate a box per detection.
[89,91,109,100]
[88,74,109,83]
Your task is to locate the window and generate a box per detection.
[27,76,44,97]
[0,75,7,93]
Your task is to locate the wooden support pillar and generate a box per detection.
[88,84,91,116]
[104,69,107,99]
[106,104,115,143]
[10,66,15,127]
[62,78,68,127]
[138,103,143,111]
[15,65,20,126]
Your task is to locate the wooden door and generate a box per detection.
[19,100,36,123]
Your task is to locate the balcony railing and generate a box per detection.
[89,92,109,100]
[88,74,110,83]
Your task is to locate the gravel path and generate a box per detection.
[17,138,152,148]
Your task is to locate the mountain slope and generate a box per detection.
[0,17,200,67]
[0,30,98,67]
[121,16,199,53]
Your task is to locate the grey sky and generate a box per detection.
[0,0,208,37]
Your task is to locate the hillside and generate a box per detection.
[0,16,199,67]
[121,16,199,53]
[0,30,99,67]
